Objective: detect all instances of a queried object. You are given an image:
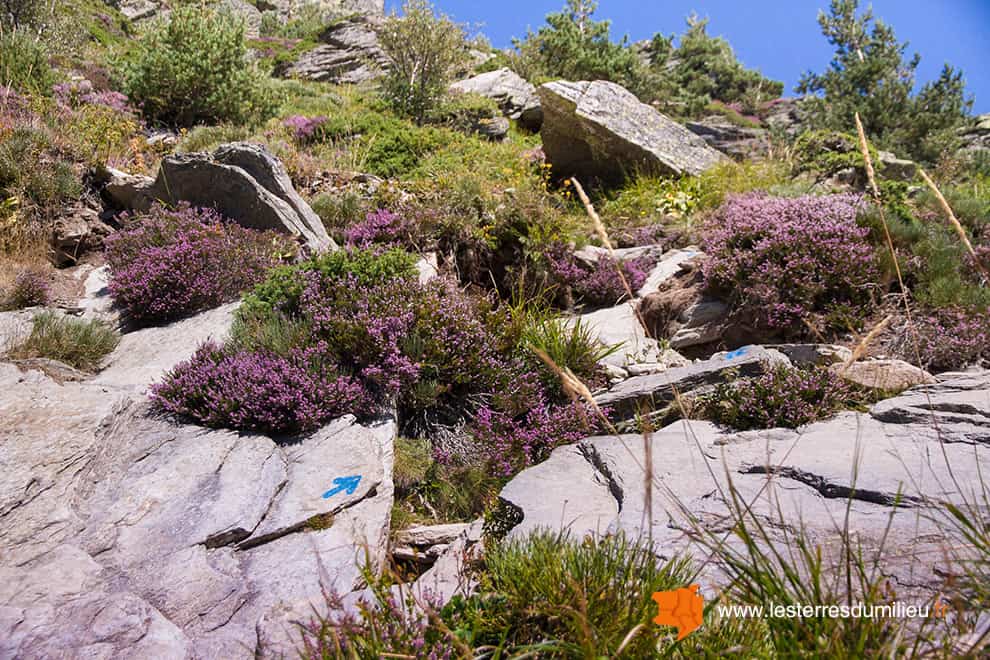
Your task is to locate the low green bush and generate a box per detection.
[120,4,275,126]
[0,30,54,96]
[0,127,82,211]
[7,311,119,372]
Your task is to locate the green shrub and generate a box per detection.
[317,111,450,178]
[509,0,650,96]
[521,316,618,390]
[696,364,862,430]
[0,127,82,211]
[793,129,879,178]
[797,0,970,163]
[6,311,119,372]
[1,0,44,29]
[120,5,275,126]
[378,0,469,123]
[0,30,54,96]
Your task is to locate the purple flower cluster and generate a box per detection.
[151,342,369,434]
[468,395,596,476]
[106,204,289,324]
[698,364,855,431]
[282,114,327,142]
[53,80,136,116]
[545,241,653,307]
[298,585,454,659]
[4,269,50,309]
[911,307,989,372]
[344,209,415,248]
[702,193,877,330]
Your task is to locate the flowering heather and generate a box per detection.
[298,585,454,659]
[468,395,597,476]
[911,307,989,372]
[702,193,877,330]
[151,342,368,434]
[545,241,653,307]
[106,204,289,324]
[54,80,137,116]
[697,364,856,431]
[344,209,415,248]
[282,114,327,142]
[4,269,50,309]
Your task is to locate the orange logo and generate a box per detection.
[653,584,704,639]
[933,595,950,618]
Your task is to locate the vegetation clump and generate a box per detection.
[105,204,291,324]
[120,4,275,126]
[6,311,119,372]
[702,193,878,333]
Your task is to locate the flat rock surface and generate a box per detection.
[1,309,396,658]
[499,372,990,600]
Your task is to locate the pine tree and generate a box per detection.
[797,0,971,163]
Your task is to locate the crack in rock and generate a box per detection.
[740,464,923,507]
[578,442,624,512]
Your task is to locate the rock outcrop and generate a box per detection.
[0,304,396,657]
[280,15,387,84]
[104,143,335,253]
[499,371,990,598]
[450,68,543,131]
[538,80,726,182]
[686,115,768,159]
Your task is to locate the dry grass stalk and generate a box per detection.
[570,177,652,335]
[918,168,990,282]
[840,314,893,373]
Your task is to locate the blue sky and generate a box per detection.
[388,1,990,112]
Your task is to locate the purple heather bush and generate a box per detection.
[344,209,415,248]
[4,269,50,309]
[151,342,369,434]
[54,80,137,116]
[298,585,454,659]
[545,241,653,307]
[698,364,857,431]
[703,193,877,331]
[911,307,989,372]
[105,204,290,324]
[467,396,596,477]
[283,114,327,142]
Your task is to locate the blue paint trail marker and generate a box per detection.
[723,347,748,361]
[322,475,362,499]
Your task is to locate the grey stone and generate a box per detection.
[473,115,510,141]
[637,247,702,297]
[394,522,471,547]
[281,15,387,84]
[0,363,398,658]
[538,80,726,182]
[499,389,990,597]
[115,0,160,21]
[93,302,239,392]
[572,243,665,268]
[450,68,543,131]
[769,343,853,367]
[99,167,155,211]
[668,301,730,350]
[870,371,990,444]
[574,302,662,368]
[686,116,768,159]
[832,359,936,392]
[500,444,619,539]
[145,143,335,252]
[878,150,918,181]
[595,344,784,419]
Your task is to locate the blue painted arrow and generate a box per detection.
[723,347,748,361]
[322,475,362,499]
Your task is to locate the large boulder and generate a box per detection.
[538,80,726,182]
[280,15,387,84]
[261,0,384,20]
[499,371,990,600]
[450,68,543,131]
[0,352,397,657]
[133,143,335,252]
